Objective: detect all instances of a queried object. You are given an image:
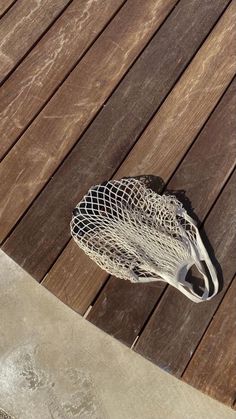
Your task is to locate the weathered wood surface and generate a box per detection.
[0,0,72,82]
[135,169,236,377]
[0,0,16,18]
[0,0,125,160]
[115,1,236,181]
[88,278,167,346]
[0,0,177,243]
[183,277,236,408]
[43,243,109,315]
[2,0,231,283]
[167,80,236,222]
[87,78,236,344]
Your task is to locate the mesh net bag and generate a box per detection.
[70,177,219,303]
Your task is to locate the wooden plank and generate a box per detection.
[2,0,230,283]
[135,169,236,376]
[0,0,72,82]
[0,0,126,160]
[183,277,236,407]
[44,242,109,315]
[88,278,166,345]
[0,0,16,18]
[0,0,178,243]
[87,77,236,344]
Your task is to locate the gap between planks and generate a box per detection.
[0,0,17,19]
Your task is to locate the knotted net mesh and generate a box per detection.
[71,177,218,303]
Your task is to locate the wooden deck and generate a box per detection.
[0,0,236,409]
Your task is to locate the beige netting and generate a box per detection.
[70,178,219,303]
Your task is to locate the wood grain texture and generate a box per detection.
[2,0,230,285]
[0,0,177,243]
[167,80,236,222]
[0,0,16,18]
[183,277,236,407]
[88,279,166,345]
[0,0,125,160]
[116,0,236,181]
[43,238,165,323]
[43,242,109,315]
[87,77,236,344]
[0,0,72,82]
[135,169,236,376]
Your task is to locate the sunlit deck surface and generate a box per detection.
[0,0,235,408]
